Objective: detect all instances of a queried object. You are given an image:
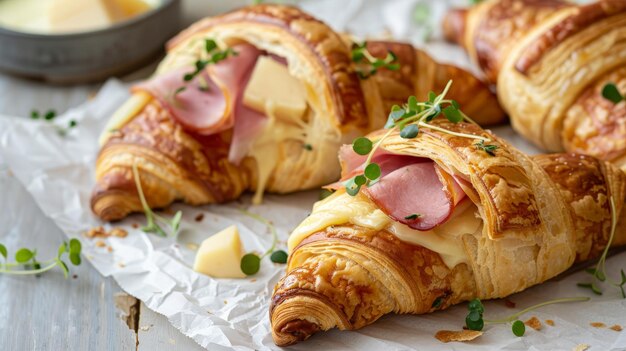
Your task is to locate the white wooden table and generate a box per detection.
[0,1,251,349]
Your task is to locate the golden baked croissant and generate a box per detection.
[92,4,504,221]
[270,120,626,346]
[443,0,626,169]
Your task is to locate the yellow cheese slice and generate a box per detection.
[193,225,247,279]
[243,56,307,122]
[98,92,151,146]
[288,190,481,268]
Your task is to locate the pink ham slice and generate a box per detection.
[133,44,261,135]
[363,162,466,231]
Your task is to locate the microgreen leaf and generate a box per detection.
[404,213,421,220]
[205,39,217,52]
[171,211,183,236]
[511,320,525,337]
[270,250,288,264]
[0,243,6,260]
[468,299,484,313]
[31,110,40,119]
[241,253,261,275]
[428,91,436,103]
[69,239,81,255]
[400,124,419,139]
[431,297,443,309]
[443,105,463,123]
[44,110,56,120]
[15,248,34,263]
[475,140,498,156]
[353,137,373,155]
[352,42,399,79]
[602,83,623,104]
[389,105,406,121]
[69,253,81,266]
[364,163,381,181]
[303,143,313,151]
[354,174,367,186]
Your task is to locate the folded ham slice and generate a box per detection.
[133,44,261,136]
[332,145,467,230]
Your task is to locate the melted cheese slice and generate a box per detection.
[243,56,307,122]
[288,190,482,268]
[99,92,152,146]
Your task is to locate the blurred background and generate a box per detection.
[0,0,474,117]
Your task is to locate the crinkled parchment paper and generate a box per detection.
[0,1,624,350]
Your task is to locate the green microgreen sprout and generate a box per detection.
[465,297,590,337]
[474,139,499,156]
[182,39,238,83]
[404,213,421,220]
[344,80,494,196]
[0,239,82,278]
[30,109,78,136]
[602,83,624,104]
[577,196,626,298]
[131,164,182,238]
[238,209,287,275]
[351,41,400,79]
[303,143,313,151]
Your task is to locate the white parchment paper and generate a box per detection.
[0,1,624,350]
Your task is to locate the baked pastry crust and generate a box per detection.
[270,120,626,346]
[444,0,626,168]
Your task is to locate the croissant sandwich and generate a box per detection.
[270,117,626,346]
[91,4,504,221]
[443,0,626,169]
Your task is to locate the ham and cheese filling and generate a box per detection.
[122,42,315,203]
[290,149,483,268]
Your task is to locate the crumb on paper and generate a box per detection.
[139,324,153,331]
[110,227,128,238]
[224,300,228,304]
[107,246,113,253]
[72,274,78,279]
[186,243,199,251]
[590,322,606,328]
[132,223,139,229]
[573,344,590,351]
[195,213,205,222]
[85,226,107,238]
[118,262,126,268]
[435,330,482,343]
[504,298,516,308]
[545,319,555,326]
[524,316,542,331]
[250,278,257,283]
[95,240,106,248]
[610,325,622,332]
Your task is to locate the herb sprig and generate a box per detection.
[602,83,624,104]
[0,239,82,278]
[183,39,238,83]
[577,197,626,298]
[344,80,498,196]
[351,42,400,79]
[131,164,182,237]
[465,297,590,337]
[238,209,288,276]
[31,109,78,136]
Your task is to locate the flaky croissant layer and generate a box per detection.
[444,0,626,170]
[270,122,626,346]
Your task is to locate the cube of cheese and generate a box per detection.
[193,225,246,279]
[243,56,308,121]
